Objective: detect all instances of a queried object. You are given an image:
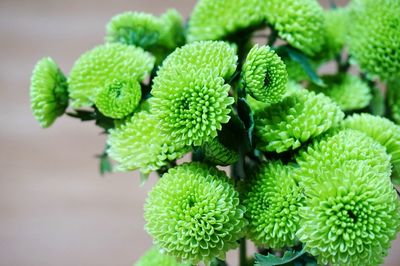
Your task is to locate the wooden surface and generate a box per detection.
[0,0,398,265]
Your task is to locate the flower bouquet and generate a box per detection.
[29,0,400,265]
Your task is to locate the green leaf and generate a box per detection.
[255,248,306,266]
[139,171,150,186]
[99,154,112,175]
[210,258,228,266]
[369,86,385,116]
[276,45,325,87]
[66,109,96,121]
[237,97,255,148]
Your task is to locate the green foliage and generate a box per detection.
[255,248,305,266]
[135,247,190,266]
[30,57,68,128]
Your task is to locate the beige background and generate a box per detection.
[0,0,398,265]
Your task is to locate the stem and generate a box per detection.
[267,28,278,47]
[239,238,247,266]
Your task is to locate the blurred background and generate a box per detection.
[0,0,398,265]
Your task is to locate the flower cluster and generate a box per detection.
[29,0,400,265]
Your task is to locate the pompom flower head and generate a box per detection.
[254,89,344,153]
[187,0,266,42]
[243,161,304,248]
[296,129,392,187]
[151,41,237,146]
[107,111,188,174]
[297,162,400,266]
[343,113,400,184]
[144,163,247,264]
[135,247,189,266]
[316,7,349,60]
[68,43,154,107]
[242,44,288,103]
[308,74,371,112]
[265,0,325,56]
[106,10,184,60]
[348,0,400,80]
[30,57,68,128]
[95,79,141,119]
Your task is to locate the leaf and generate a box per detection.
[139,171,150,186]
[66,109,96,121]
[210,258,228,266]
[237,97,254,148]
[99,154,112,175]
[369,86,385,116]
[276,45,325,87]
[255,248,306,266]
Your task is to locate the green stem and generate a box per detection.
[240,238,247,266]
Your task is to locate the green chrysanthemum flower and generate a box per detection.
[30,57,68,128]
[153,41,238,83]
[254,89,344,153]
[202,138,239,166]
[343,113,400,184]
[68,43,154,107]
[265,0,325,56]
[348,0,400,80]
[387,80,400,124]
[144,163,247,264]
[297,162,400,266]
[107,111,188,174]
[151,42,237,147]
[308,75,371,111]
[95,79,141,119]
[243,161,304,248]
[152,75,234,146]
[242,45,288,103]
[296,129,391,187]
[106,10,184,52]
[135,247,189,266]
[317,7,349,60]
[187,0,266,42]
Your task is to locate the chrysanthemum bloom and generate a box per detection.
[106,10,184,63]
[297,162,400,266]
[242,45,287,103]
[242,161,304,248]
[107,111,188,174]
[95,79,141,119]
[151,41,237,146]
[308,75,371,112]
[343,113,400,184]
[30,57,68,128]
[387,80,400,124]
[153,41,238,83]
[202,138,239,166]
[68,43,154,107]
[144,163,247,264]
[254,89,344,153]
[135,247,189,266]
[348,0,400,80]
[318,7,349,60]
[296,129,391,187]
[187,0,266,42]
[265,0,325,56]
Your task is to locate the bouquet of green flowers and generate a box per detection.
[29,0,400,265]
